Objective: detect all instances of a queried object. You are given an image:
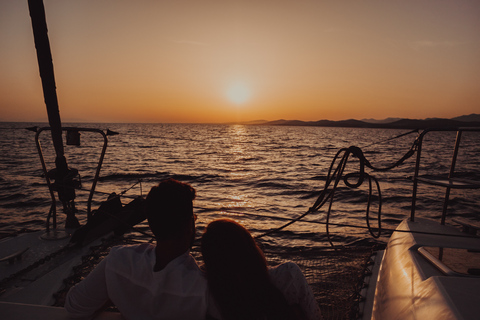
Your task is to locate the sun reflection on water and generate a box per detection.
[228,125,247,159]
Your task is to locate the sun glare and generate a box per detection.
[226,82,251,105]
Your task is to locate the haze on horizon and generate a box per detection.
[1,1,479,124]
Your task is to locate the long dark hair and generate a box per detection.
[201,219,295,320]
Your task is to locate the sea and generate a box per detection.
[1,122,479,252]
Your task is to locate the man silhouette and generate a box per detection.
[65,179,207,320]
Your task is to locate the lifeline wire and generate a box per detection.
[228,210,479,240]
[361,128,419,148]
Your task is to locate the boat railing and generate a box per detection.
[410,127,480,224]
[34,126,118,232]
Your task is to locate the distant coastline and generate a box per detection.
[1,114,479,128]
[240,113,480,129]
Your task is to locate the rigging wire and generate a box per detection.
[226,210,478,240]
[361,129,419,148]
[55,179,143,200]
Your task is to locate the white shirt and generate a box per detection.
[65,243,208,320]
[269,262,322,320]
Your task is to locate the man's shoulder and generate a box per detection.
[104,243,155,275]
[109,243,155,259]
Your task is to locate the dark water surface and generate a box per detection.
[1,122,479,251]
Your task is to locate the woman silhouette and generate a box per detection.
[201,219,322,320]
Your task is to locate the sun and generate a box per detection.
[226,82,251,105]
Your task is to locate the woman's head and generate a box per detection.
[201,219,267,279]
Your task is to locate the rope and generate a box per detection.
[364,174,382,238]
[255,134,419,246]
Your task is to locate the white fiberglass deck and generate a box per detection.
[372,218,480,320]
[0,230,104,306]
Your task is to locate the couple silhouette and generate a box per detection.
[65,179,321,320]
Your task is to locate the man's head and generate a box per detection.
[145,178,196,241]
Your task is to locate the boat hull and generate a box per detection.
[372,218,480,320]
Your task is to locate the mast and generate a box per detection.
[28,0,79,228]
[28,0,66,169]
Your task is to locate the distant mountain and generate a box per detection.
[250,114,480,129]
[361,117,403,124]
[236,119,269,125]
[312,119,373,128]
[264,119,312,126]
[451,113,480,122]
[385,118,474,129]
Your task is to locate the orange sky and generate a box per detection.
[1,1,479,123]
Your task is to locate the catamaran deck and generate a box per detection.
[372,218,480,320]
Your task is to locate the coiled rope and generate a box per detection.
[256,131,420,247]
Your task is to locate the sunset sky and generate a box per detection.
[1,0,479,123]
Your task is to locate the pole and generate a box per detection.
[28,0,79,229]
[27,0,68,172]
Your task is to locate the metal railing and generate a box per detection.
[410,127,480,224]
[34,127,115,231]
